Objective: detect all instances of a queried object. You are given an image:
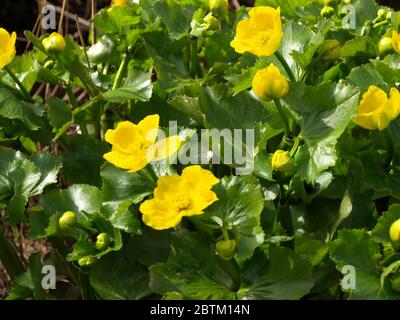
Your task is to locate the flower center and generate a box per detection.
[259,30,272,45]
[174,194,191,210]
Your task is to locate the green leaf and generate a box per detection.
[149,231,238,299]
[237,247,314,299]
[193,176,265,262]
[47,98,73,131]
[100,164,154,233]
[90,247,152,300]
[0,148,61,225]
[94,6,141,35]
[2,54,39,92]
[30,184,102,238]
[372,204,400,245]
[340,37,378,59]
[62,135,108,186]
[279,21,324,80]
[102,71,153,103]
[330,229,386,299]
[284,81,360,182]
[348,63,388,92]
[0,86,43,130]
[150,0,197,39]
[255,0,322,19]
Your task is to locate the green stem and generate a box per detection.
[222,227,229,241]
[0,227,25,280]
[112,54,129,90]
[384,129,394,173]
[4,66,34,102]
[274,99,291,138]
[290,136,300,157]
[274,51,296,82]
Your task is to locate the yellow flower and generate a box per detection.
[230,6,283,57]
[252,63,289,101]
[352,86,400,131]
[0,28,16,69]
[139,165,220,230]
[392,30,400,54]
[272,150,293,172]
[111,0,128,7]
[390,218,400,242]
[103,115,181,172]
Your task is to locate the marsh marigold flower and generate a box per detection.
[392,30,400,54]
[230,6,282,57]
[139,165,220,230]
[252,64,289,101]
[352,86,400,131]
[103,114,181,172]
[0,28,16,69]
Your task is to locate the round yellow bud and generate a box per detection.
[252,64,289,102]
[390,218,400,243]
[209,0,228,17]
[95,233,110,251]
[378,37,393,55]
[272,150,294,172]
[392,277,400,292]
[59,211,77,230]
[42,32,66,54]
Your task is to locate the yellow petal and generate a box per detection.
[154,176,184,200]
[248,6,279,31]
[103,150,148,172]
[137,114,160,145]
[181,165,220,189]
[0,29,16,69]
[147,135,181,162]
[140,199,182,230]
[358,86,387,114]
[183,189,219,217]
[393,31,400,54]
[373,110,391,131]
[353,113,378,130]
[230,20,257,54]
[387,87,400,120]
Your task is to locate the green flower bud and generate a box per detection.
[42,32,66,54]
[390,218,400,243]
[95,233,110,251]
[216,239,237,260]
[377,9,387,18]
[59,211,77,230]
[318,39,341,61]
[78,256,96,266]
[272,150,294,172]
[204,13,220,31]
[378,37,393,55]
[320,6,335,17]
[391,277,400,292]
[209,0,228,17]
